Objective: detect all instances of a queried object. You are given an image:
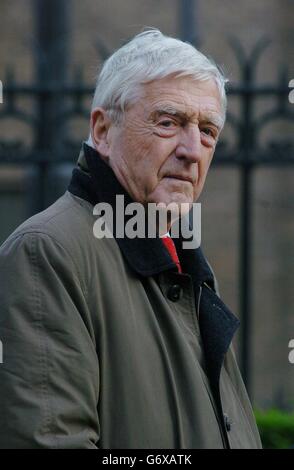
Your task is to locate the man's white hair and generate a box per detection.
[88,28,227,145]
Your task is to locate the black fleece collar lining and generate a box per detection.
[68,143,216,285]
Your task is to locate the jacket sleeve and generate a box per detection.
[0,232,100,448]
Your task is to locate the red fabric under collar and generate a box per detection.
[161,236,182,273]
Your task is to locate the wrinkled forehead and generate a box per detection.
[137,76,224,126]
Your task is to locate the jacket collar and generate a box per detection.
[68,143,217,286]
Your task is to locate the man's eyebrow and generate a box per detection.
[150,107,224,130]
[200,114,224,131]
[150,107,188,120]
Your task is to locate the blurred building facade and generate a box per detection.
[0,0,293,410]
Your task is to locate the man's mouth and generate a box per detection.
[165,175,194,184]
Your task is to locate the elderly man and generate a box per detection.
[0,29,261,449]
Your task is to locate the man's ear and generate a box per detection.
[90,107,112,158]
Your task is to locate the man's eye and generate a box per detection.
[159,120,176,128]
[202,128,214,137]
[201,128,219,141]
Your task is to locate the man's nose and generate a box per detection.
[175,124,202,163]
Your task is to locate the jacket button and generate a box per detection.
[167,284,182,302]
[224,413,231,432]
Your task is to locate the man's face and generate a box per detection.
[94,76,223,213]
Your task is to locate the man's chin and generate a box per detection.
[149,188,193,204]
[148,197,193,218]
[161,196,193,212]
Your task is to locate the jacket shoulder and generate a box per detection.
[0,192,99,295]
[1,191,95,253]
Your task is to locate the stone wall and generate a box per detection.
[0,0,293,410]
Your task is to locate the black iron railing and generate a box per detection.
[0,14,293,399]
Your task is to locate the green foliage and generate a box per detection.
[255,409,294,449]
